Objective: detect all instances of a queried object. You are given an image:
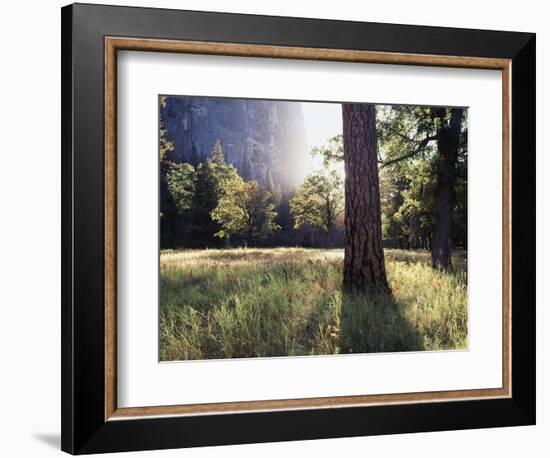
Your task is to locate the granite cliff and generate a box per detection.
[160,96,309,190]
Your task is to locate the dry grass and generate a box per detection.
[160,248,467,361]
[161,247,344,268]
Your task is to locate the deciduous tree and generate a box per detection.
[166,163,195,212]
[212,177,280,245]
[377,105,467,268]
[290,169,344,245]
[188,140,240,246]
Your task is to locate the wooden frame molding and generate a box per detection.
[104,36,512,421]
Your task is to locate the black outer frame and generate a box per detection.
[61,3,536,454]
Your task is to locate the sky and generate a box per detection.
[300,101,343,173]
[301,101,343,151]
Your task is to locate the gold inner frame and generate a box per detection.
[104,36,512,421]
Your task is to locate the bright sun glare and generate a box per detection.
[300,101,343,176]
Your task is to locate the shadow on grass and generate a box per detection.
[339,289,423,354]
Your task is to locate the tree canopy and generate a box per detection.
[378,105,468,263]
[166,163,195,213]
[290,169,344,238]
[212,176,280,244]
[159,104,467,259]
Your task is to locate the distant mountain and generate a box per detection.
[160,96,309,190]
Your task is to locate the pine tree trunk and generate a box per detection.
[431,108,463,270]
[342,104,389,293]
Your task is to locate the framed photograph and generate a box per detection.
[61,3,536,454]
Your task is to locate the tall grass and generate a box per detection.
[160,248,467,361]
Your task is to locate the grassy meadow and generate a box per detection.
[160,248,467,361]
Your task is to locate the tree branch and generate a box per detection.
[379,134,438,169]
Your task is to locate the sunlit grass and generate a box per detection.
[160,248,467,361]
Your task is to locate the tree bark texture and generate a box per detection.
[431,107,463,270]
[342,104,389,293]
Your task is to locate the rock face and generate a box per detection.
[160,96,309,190]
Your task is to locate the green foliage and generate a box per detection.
[159,101,174,163]
[159,248,467,360]
[310,134,344,167]
[377,105,468,249]
[166,163,195,212]
[183,140,240,246]
[380,160,436,249]
[211,176,280,243]
[159,103,467,251]
[290,169,344,235]
[210,139,224,165]
[377,105,438,160]
[159,111,179,242]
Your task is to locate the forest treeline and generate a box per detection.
[160,104,467,266]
